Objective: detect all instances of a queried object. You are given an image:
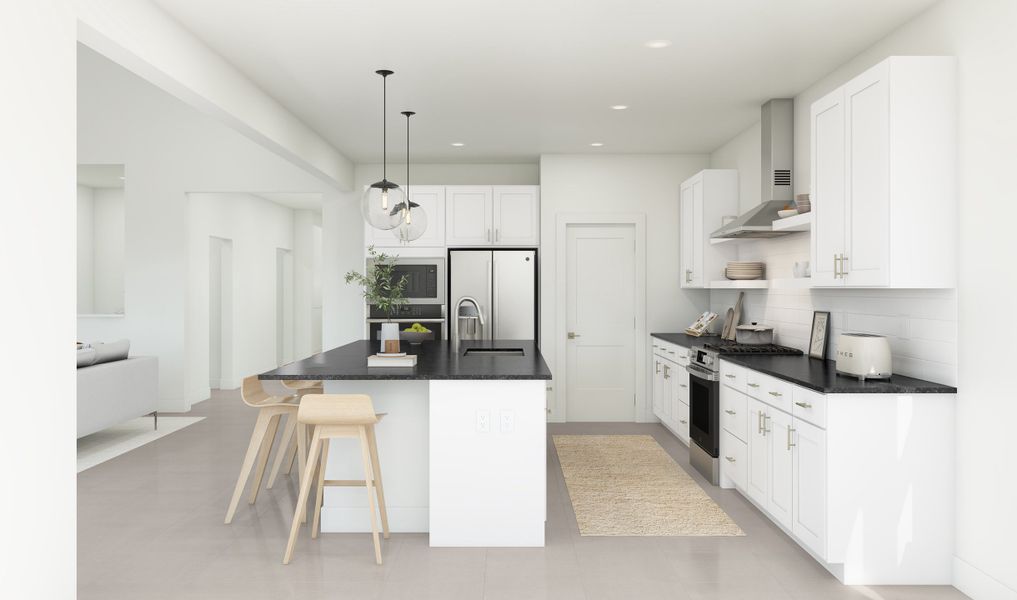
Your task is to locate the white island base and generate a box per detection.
[319,379,546,547]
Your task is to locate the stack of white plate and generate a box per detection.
[725,261,765,280]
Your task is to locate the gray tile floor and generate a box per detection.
[78,389,968,599]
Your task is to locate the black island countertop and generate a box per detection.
[651,332,956,394]
[260,339,552,381]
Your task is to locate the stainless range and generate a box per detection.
[686,341,802,484]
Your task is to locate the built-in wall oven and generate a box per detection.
[686,348,721,485]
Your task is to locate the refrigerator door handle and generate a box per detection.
[492,257,498,340]
[486,257,493,340]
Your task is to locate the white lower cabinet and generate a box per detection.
[651,339,690,445]
[675,399,689,445]
[766,408,794,530]
[792,418,827,557]
[720,429,746,491]
[746,397,769,507]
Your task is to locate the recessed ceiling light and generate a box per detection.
[644,39,672,49]
[451,142,464,147]
[610,105,628,110]
[590,142,604,147]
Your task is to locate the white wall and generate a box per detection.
[707,1,1017,596]
[77,184,95,313]
[709,122,761,214]
[538,154,711,423]
[91,187,125,314]
[355,162,539,186]
[187,193,294,396]
[77,44,350,411]
[0,1,76,597]
[293,209,323,358]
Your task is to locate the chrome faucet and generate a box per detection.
[452,296,485,351]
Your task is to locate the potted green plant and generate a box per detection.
[345,246,408,353]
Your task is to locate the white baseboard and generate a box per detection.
[954,556,1017,600]
[320,506,427,533]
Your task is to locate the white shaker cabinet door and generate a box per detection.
[844,61,891,287]
[792,417,827,559]
[679,183,696,288]
[493,186,539,245]
[767,408,794,530]
[810,87,847,287]
[747,398,769,507]
[446,186,494,245]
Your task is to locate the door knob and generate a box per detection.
[567,332,581,339]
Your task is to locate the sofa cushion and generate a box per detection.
[77,348,97,368]
[92,339,130,365]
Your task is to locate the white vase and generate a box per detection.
[380,322,400,353]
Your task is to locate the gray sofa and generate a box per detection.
[77,355,159,438]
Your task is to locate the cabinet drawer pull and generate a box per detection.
[679,384,688,389]
[679,419,688,425]
[794,401,812,409]
[747,383,760,388]
[725,456,736,463]
[768,391,782,397]
[724,374,736,379]
[724,409,736,415]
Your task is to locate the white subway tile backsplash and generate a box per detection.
[709,286,957,385]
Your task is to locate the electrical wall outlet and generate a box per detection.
[499,410,515,433]
[476,409,490,433]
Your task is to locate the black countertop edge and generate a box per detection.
[650,332,719,347]
[719,354,957,395]
[259,339,552,381]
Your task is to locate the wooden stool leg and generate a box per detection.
[366,425,390,539]
[312,439,330,539]
[267,413,297,489]
[299,425,313,524]
[284,428,322,565]
[358,427,383,565]
[285,435,298,475]
[225,410,272,524]
[248,413,281,504]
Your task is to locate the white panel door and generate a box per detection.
[679,183,695,288]
[493,186,539,246]
[810,88,847,287]
[747,398,769,506]
[844,62,891,287]
[793,417,827,559]
[565,224,636,422]
[767,408,794,530]
[446,186,493,245]
[676,399,690,445]
[366,185,446,247]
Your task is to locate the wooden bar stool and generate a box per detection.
[283,394,390,565]
[266,380,323,489]
[224,376,301,524]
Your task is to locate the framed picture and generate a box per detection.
[809,311,830,359]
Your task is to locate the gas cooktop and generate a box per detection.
[702,341,803,355]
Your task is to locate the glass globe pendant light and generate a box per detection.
[361,69,403,230]
[393,110,428,243]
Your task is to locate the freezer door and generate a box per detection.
[492,250,536,340]
[449,250,493,341]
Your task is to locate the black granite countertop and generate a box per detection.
[260,339,552,381]
[650,332,720,348]
[722,353,955,394]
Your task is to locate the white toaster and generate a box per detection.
[835,333,892,381]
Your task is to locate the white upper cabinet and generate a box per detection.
[493,186,540,245]
[445,186,494,245]
[364,185,447,248]
[679,170,738,288]
[810,56,956,288]
[446,185,539,246]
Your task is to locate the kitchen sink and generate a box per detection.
[463,348,525,356]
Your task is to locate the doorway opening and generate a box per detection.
[209,236,233,389]
[276,247,294,366]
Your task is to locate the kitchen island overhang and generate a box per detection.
[259,340,551,547]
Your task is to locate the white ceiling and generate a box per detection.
[154,0,937,163]
[77,164,125,188]
[255,192,323,211]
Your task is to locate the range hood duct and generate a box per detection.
[711,98,795,239]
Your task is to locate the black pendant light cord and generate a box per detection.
[402,111,416,206]
[376,69,394,182]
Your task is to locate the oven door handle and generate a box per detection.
[686,363,719,382]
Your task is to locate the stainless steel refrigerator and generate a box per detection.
[448,249,537,342]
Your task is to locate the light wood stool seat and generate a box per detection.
[225,376,307,524]
[283,394,390,565]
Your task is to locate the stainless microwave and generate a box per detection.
[365,257,446,305]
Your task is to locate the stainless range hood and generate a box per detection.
[711,99,794,239]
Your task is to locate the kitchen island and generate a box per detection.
[260,339,552,547]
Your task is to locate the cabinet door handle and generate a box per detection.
[724,374,736,379]
[679,384,687,389]
[768,391,783,397]
[487,228,491,242]
[757,412,764,434]
[794,401,812,409]
[787,427,796,451]
[655,361,661,374]
[725,456,736,463]
[685,269,692,283]
[841,255,849,275]
[833,254,839,278]
[764,414,771,434]
[495,228,500,242]
[747,383,760,388]
[724,409,736,415]
[679,419,688,425]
